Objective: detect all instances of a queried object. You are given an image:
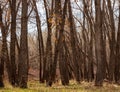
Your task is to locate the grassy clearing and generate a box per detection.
[0,80,120,92]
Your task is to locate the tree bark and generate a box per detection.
[43,0,53,85]
[18,0,28,88]
[115,1,120,84]
[32,0,45,83]
[68,0,81,83]
[10,0,17,86]
[0,5,4,87]
[95,0,104,86]
[107,0,116,81]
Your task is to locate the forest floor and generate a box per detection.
[0,80,120,92]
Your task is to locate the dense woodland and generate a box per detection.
[0,0,120,89]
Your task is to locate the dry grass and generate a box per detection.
[0,80,120,92]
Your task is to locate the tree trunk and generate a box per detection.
[115,1,120,84]
[0,5,11,87]
[18,0,28,88]
[68,0,81,83]
[59,41,69,85]
[0,5,4,87]
[32,0,45,83]
[95,0,104,86]
[43,0,53,85]
[107,0,116,82]
[88,32,94,82]
[10,0,17,86]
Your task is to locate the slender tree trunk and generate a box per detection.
[101,1,109,80]
[10,0,17,86]
[107,0,116,81]
[68,0,81,83]
[32,0,45,83]
[0,5,4,87]
[59,39,69,85]
[88,32,94,82]
[82,2,88,80]
[115,1,120,84]
[0,4,11,86]
[43,0,53,85]
[0,57,4,87]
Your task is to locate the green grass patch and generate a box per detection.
[0,80,120,92]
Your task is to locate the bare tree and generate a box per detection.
[9,0,17,86]
[94,0,105,86]
[32,0,45,83]
[18,0,29,88]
